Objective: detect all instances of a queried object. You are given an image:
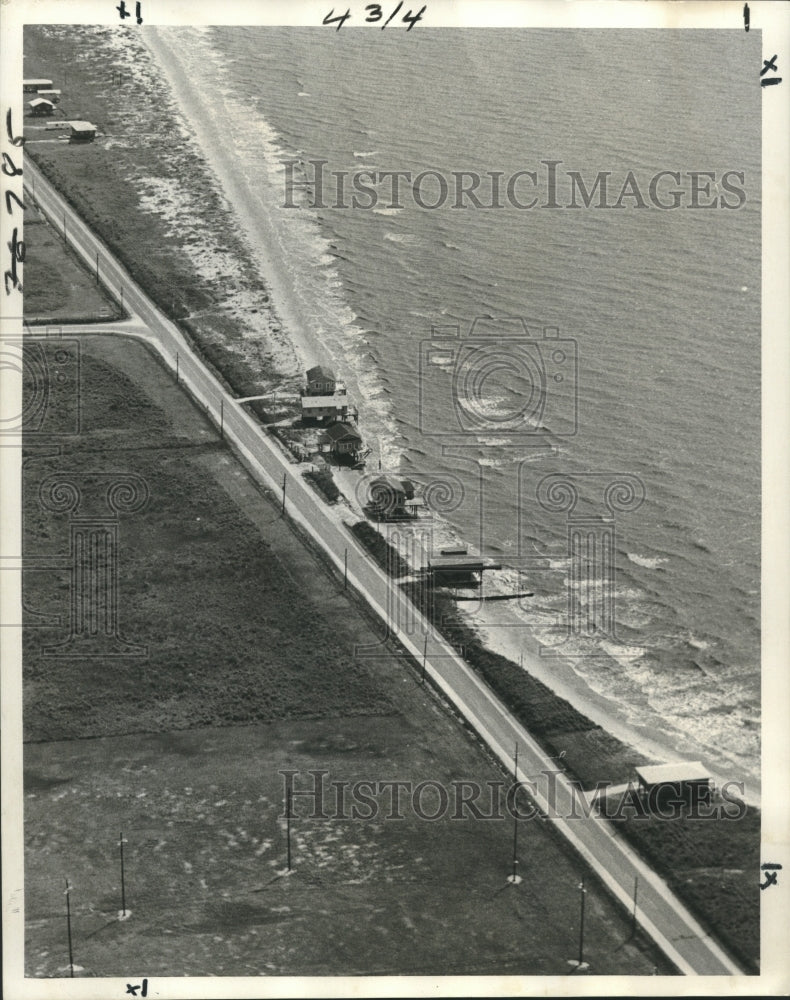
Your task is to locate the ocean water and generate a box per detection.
[152,28,761,788]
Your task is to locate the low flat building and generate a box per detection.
[69,121,96,142]
[24,78,53,93]
[635,761,711,808]
[300,394,356,424]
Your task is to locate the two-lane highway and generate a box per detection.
[23,155,743,976]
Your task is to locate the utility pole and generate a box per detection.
[64,879,74,977]
[281,473,287,515]
[176,352,179,383]
[343,548,348,590]
[507,744,522,884]
[576,876,588,971]
[119,832,127,917]
[421,632,428,683]
[220,399,224,439]
[286,787,292,871]
[631,876,638,937]
[95,251,99,284]
[63,213,67,244]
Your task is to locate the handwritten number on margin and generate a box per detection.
[5,190,25,214]
[403,5,426,29]
[323,8,351,29]
[2,152,23,178]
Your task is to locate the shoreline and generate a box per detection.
[140,28,317,382]
[140,26,759,806]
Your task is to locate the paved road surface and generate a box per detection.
[23,155,743,976]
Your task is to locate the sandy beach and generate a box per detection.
[141,29,322,379]
[133,27,759,806]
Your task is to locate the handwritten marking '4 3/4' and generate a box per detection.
[324,4,426,31]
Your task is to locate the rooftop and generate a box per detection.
[635,761,710,786]
[427,556,503,572]
[323,421,362,443]
[301,395,348,409]
[370,474,407,493]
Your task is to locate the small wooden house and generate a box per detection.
[37,89,62,104]
[69,121,96,142]
[305,365,340,397]
[321,421,364,464]
[29,98,55,117]
[367,475,417,520]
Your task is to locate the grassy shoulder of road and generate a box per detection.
[608,791,760,974]
[404,582,759,972]
[23,201,120,323]
[350,521,412,578]
[303,466,341,504]
[22,335,671,978]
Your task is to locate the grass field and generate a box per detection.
[22,336,671,978]
[23,344,389,742]
[23,201,120,323]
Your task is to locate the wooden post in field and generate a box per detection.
[344,548,348,589]
[578,876,587,967]
[95,251,99,284]
[64,879,74,977]
[281,473,287,515]
[507,744,522,884]
[119,832,127,917]
[220,399,224,439]
[286,787,292,871]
